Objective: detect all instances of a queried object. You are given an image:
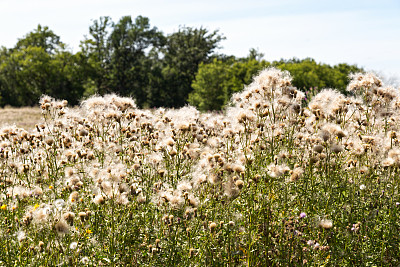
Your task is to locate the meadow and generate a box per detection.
[0,107,42,130]
[0,68,399,266]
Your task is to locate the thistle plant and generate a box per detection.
[0,69,399,266]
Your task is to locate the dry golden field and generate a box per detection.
[0,106,42,130]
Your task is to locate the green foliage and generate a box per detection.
[189,56,363,111]
[15,24,64,54]
[224,57,269,97]
[80,16,113,96]
[108,16,164,106]
[0,45,85,106]
[80,18,222,108]
[189,57,268,111]
[80,15,165,107]
[0,16,364,108]
[158,26,225,108]
[273,58,363,93]
[188,59,228,111]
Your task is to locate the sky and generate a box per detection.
[1,0,399,84]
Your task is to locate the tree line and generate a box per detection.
[0,15,363,109]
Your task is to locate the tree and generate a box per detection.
[0,26,86,106]
[188,59,228,111]
[50,51,86,104]
[247,48,265,61]
[159,26,224,107]
[273,58,363,93]
[108,16,164,107]
[0,16,365,108]
[15,25,64,54]
[80,16,114,95]
[332,63,364,91]
[80,15,165,107]
[224,58,269,97]
[189,55,269,111]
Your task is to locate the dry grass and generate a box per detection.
[0,106,42,130]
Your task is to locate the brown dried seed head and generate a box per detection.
[235,180,244,189]
[209,222,217,232]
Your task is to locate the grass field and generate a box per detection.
[0,69,400,266]
[0,106,42,130]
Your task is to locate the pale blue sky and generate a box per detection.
[1,0,399,83]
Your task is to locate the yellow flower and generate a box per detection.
[0,204,6,210]
[49,185,54,189]
[86,229,93,234]
[33,204,40,211]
